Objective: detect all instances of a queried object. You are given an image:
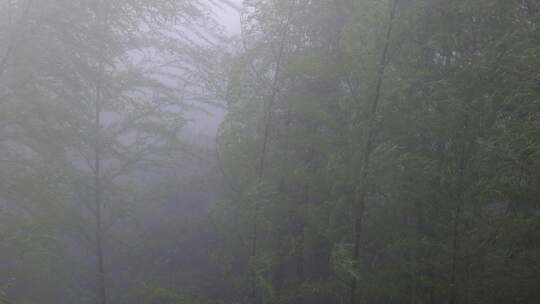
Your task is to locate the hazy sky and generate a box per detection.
[216,1,241,35]
[182,1,241,138]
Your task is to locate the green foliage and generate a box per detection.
[1,0,539,303]
[215,0,540,303]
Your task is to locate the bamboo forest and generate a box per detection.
[0,0,539,303]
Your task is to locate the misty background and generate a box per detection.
[1,1,539,304]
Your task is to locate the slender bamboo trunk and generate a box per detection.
[449,204,461,304]
[294,183,308,304]
[248,7,293,303]
[449,116,469,304]
[94,2,108,304]
[250,1,292,259]
[349,1,398,303]
[94,79,106,304]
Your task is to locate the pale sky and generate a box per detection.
[182,1,241,139]
[215,0,241,35]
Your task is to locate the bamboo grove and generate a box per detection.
[216,1,540,303]
[0,0,539,304]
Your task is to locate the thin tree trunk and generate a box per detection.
[449,116,470,304]
[251,0,292,257]
[248,6,293,303]
[94,2,108,304]
[294,182,308,304]
[94,80,106,304]
[449,204,461,304]
[295,230,305,304]
[349,1,398,303]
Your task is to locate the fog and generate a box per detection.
[1,1,539,304]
